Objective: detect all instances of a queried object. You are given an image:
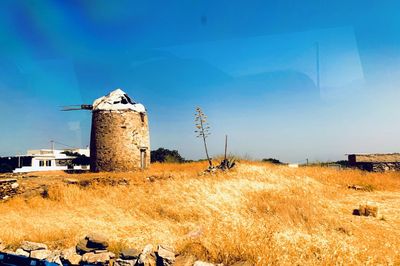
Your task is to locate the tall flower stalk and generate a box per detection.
[195,107,212,167]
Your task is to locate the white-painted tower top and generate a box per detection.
[92,88,146,112]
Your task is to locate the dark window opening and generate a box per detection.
[39,160,44,167]
[46,160,51,167]
[124,94,135,104]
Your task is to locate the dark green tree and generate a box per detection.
[150,148,185,163]
[262,158,283,164]
[61,151,90,165]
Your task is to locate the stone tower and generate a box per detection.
[90,89,150,172]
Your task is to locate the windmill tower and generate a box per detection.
[63,89,150,172]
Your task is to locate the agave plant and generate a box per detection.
[195,107,213,168]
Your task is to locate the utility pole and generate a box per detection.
[224,135,228,161]
[306,158,309,165]
[50,140,55,153]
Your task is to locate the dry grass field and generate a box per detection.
[1,161,400,265]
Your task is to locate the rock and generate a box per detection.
[94,249,109,253]
[15,248,30,257]
[359,202,379,217]
[109,251,116,258]
[65,254,82,265]
[115,258,137,266]
[120,248,141,260]
[156,244,175,266]
[61,247,75,258]
[82,251,113,264]
[30,249,52,260]
[47,251,63,266]
[20,241,48,252]
[76,238,96,254]
[11,182,19,189]
[61,247,82,265]
[174,254,197,266]
[64,178,79,185]
[137,244,156,266]
[86,233,109,249]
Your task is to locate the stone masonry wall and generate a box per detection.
[0,179,19,200]
[372,162,400,172]
[90,110,150,172]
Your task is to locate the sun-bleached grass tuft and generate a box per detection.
[0,161,400,265]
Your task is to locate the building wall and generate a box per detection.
[90,110,150,172]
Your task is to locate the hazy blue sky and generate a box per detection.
[1,0,400,162]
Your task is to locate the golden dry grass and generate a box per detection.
[1,162,400,265]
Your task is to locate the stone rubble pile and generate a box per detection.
[0,235,238,266]
[0,178,19,200]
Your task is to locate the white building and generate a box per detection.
[13,148,90,173]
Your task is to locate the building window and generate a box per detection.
[140,113,145,124]
[46,160,52,167]
[39,160,44,167]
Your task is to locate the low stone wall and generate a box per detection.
[0,179,19,200]
[0,236,235,266]
[354,162,400,172]
[372,162,400,172]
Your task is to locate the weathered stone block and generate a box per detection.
[20,241,48,252]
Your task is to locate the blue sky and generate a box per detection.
[1,0,400,162]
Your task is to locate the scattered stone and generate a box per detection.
[46,251,63,266]
[64,253,82,265]
[0,179,19,200]
[76,238,95,254]
[61,247,76,258]
[15,248,29,257]
[94,249,109,254]
[64,178,79,185]
[347,184,373,191]
[120,248,141,260]
[336,226,353,236]
[174,254,197,266]
[20,241,48,252]
[156,244,175,266]
[86,233,109,249]
[30,249,52,260]
[137,244,156,266]
[115,258,137,266]
[358,202,379,217]
[82,251,112,264]
[348,184,365,190]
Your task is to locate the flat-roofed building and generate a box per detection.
[347,153,400,172]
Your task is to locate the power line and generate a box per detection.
[51,140,77,149]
